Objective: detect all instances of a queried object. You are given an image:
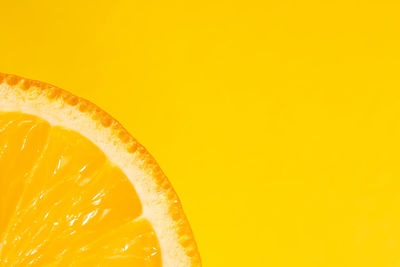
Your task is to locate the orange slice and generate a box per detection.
[0,73,200,266]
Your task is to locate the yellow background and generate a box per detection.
[1,1,400,266]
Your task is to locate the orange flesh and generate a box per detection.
[0,112,161,266]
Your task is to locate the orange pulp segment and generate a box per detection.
[0,112,161,266]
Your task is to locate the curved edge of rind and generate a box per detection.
[0,73,201,266]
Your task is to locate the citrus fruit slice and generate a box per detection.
[0,73,200,266]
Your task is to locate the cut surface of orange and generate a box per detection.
[0,73,200,266]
